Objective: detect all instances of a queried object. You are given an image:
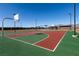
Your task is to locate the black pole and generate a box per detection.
[35,19,37,30]
[13,13,17,33]
[2,18,13,38]
[14,21,16,32]
[2,18,5,37]
[74,3,76,35]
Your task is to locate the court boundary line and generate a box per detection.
[7,31,67,52]
[52,31,67,52]
[7,37,53,51]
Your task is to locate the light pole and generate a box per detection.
[69,13,72,30]
[74,3,76,35]
[72,3,77,38]
[35,19,37,30]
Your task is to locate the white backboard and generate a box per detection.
[14,14,19,21]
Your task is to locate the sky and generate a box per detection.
[0,3,79,27]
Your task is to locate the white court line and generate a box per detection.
[34,31,67,52]
[7,37,53,51]
[7,31,67,52]
[33,33,49,44]
[52,31,68,52]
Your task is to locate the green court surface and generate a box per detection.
[0,31,79,56]
[16,33,48,44]
[0,35,49,56]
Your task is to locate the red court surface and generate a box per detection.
[7,31,66,51]
[35,31,66,51]
[7,32,38,38]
